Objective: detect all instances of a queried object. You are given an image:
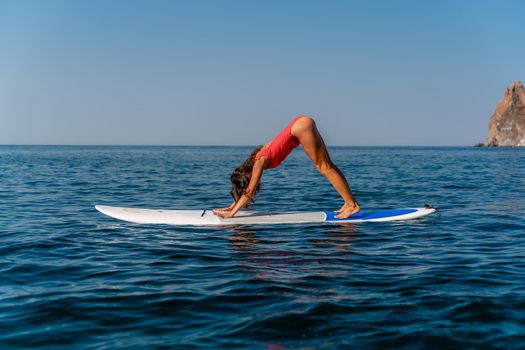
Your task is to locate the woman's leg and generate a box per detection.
[291,116,360,218]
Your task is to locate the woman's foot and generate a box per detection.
[335,202,360,219]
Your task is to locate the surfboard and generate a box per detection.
[95,205,437,226]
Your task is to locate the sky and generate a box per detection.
[1,0,524,146]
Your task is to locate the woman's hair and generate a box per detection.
[230,145,264,204]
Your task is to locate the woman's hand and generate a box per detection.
[213,210,234,219]
[213,201,236,214]
[213,207,232,212]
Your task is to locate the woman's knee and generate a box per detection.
[292,115,316,137]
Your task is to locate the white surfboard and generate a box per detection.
[95,205,437,226]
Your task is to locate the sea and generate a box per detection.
[1,145,524,349]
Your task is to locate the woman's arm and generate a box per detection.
[215,158,266,219]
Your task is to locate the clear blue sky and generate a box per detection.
[1,0,524,146]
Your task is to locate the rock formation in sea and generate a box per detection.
[486,81,525,147]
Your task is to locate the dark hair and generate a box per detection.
[230,145,264,204]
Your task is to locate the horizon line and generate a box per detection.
[0,143,480,148]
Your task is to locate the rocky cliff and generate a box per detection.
[486,81,525,147]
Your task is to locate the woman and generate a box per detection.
[213,115,360,219]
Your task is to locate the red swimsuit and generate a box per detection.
[255,116,304,169]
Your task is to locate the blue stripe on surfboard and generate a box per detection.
[324,208,418,221]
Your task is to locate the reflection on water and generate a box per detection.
[309,223,358,252]
[228,225,261,250]
[230,223,358,252]
[228,224,359,282]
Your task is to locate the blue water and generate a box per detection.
[1,146,524,349]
